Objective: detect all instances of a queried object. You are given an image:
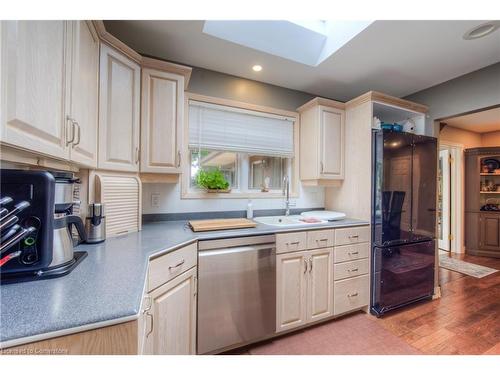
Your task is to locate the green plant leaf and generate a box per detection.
[195,168,230,190]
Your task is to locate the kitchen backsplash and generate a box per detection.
[142,182,325,215]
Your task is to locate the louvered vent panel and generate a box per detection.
[97,174,140,237]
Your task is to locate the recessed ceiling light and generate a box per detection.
[252,65,262,72]
[463,21,500,40]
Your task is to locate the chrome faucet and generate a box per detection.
[283,175,290,216]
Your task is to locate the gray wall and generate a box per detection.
[187,67,315,111]
[404,62,500,135]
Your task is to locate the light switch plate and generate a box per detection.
[151,193,160,208]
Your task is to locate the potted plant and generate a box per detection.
[195,168,231,193]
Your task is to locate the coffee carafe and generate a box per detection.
[50,171,86,268]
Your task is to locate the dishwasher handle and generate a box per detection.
[198,243,275,257]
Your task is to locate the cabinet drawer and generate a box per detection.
[334,274,369,316]
[148,242,197,292]
[334,243,370,263]
[307,229,334,249]
[276,232,307,254]
[334,259,369,281]
[335,226,370,246]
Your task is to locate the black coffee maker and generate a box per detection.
[0,170,87,283]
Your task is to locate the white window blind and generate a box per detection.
[189,100,295,157]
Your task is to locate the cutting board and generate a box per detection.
[189,218,257,232]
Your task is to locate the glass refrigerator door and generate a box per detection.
[379,131,414,245]
[411,134,438,242]
[371,240,435,315]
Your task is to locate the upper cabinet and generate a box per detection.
[140,61,189,174]
[298,98,345,186]
[98,43,141,172]
[0,21,100,168]
[0,21,70,160]
[68,21,99,168]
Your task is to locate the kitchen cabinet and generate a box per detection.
[140,68,184,174]
[1,21,100,167]
[276,247,333,332]
[0,21,70,160]
[142,266,197,355]
[276,251,308,332]
[307,248,334,322]
[68,21,99,168]
[298,98,345,186]
[479,213,500,253]
[98,43,141,172]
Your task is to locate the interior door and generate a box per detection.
[1,21,70,159]
[69,21,99,167]
[438,149,451,251]
[319,107,344,179]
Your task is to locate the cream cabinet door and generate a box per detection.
[98,44,140,172]
[0,21,70,159]
[68,21,99,168]
[143,267,197,355]
[307,248,333,322]
[319,106,345,179]
[276,251,308,332]
[140,68,184,173]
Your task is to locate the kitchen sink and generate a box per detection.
[253,215,327,227]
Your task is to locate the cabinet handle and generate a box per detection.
[288,241,300,246]
[347,292,359,298]
[317,238,328,243]
[309,258,313,273]
[135,147,140,164]
[348,268,359,272]
[320,161,324,174]
[146,311,154,338]
[348,251,359,256]
[168,259,185,270]
[349,235,359,239]
[304,258,308,274]
[66,116,76,146]
[177,150,181,168]
[73,121,81,146]
[143,295,152,311]
[194,276,198,297]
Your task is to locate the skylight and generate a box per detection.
[203,20,372,67]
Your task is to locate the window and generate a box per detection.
[186,99,296,196]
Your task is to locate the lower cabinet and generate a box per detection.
[141,266,197,355]
[276,248,333,332]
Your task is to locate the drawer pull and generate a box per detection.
[168,259,185,270]
[348,251,359,256]
[288,241,300,245]
[348,268,359,272]
[349,235,359,239]
[347,292,359,298]
[317,238,328,242]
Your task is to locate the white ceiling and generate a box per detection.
[444,107,500,133]
[104,20,500,101]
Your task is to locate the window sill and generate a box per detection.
[182,190,299,199]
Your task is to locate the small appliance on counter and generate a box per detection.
[0,169,87,284]
[85,203,106,244]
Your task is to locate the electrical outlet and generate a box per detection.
[151,193,160,208]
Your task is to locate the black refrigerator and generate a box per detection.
[371,129,437,317]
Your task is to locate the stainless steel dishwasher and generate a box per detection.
[197,235,276,354]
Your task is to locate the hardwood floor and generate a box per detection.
[371,252,500,354]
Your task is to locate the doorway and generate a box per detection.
[438,148,451,251]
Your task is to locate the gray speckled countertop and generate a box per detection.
[0,218,368,348]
